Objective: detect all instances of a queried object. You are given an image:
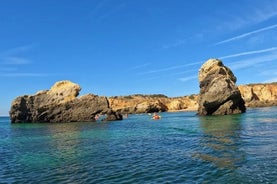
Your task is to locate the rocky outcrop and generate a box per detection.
[10,80,122,123]
[9,78,277,122]
[108,82,277,114]
[238,83,277,107]
[198,59,246,115]
[108,94,198,114]
[109,96,168,114]
[135,100,168,113]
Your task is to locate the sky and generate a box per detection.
[0,0,277,116]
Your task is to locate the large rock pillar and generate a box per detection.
[198,59,246,115]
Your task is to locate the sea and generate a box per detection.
[1,107,277,184]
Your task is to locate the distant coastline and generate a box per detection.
[108,82,277,114]
[6,82,277,120]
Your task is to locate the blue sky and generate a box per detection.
[1,0,277,116]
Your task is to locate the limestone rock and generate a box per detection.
[167,100,183,110]
[108,94,199,113]
[108,95,168,114]
[47,80,81,103]
[135,100,168,113]
[103,109,123,121]
[238,83,277,107]
[10,80,122,123]
[198,59,246,115]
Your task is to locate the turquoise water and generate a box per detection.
[1,107,277,183]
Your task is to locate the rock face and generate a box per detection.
[198,59,246,115]
[107,82,277,113]
[10,80,122,123]
[238,83,277,107]
[108,94,198,114]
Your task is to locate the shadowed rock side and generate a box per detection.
[198,59,246,115]
[10,80,122,123]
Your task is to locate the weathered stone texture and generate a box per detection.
[198,59,246,115]
[10,80,122,123]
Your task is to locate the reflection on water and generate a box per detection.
[12,122,112,173]
[1,108,277,183]
[196,114,245,169]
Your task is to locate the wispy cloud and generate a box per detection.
[260,69,277,83]
[0,44,36,66]
[130,63,151,70]
[138,61,202,75]
[214,24,277,45]
[214,1,277,33]
[134,75,162,82]
[260,69,277,76]
[178,76,197,82]
[138,64,188,75]
[89,0,109,16]
[89,0,126,21]
[0,73,56,77]
[263,77,277,83]
[1,56,31,65]
[0,67,18,72]
[248,3,277,24]
[161,39,186,50]
[170,69,195,76]
[0,43,36,57]
[220,47,277,60]
[99,3,126,20]
[230,51,277,70]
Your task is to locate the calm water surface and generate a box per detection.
[1,107,277,183]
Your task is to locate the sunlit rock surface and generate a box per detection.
[10,80,122,123]
[197,59,246,115]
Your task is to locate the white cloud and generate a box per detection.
[138,64,188,75]
[89,0,126,21]
[249,3,277,24]
[0,73,53,77]
[214,24,277,45]
[0,44,36,57]
[0,44,36,66]
[0,67,18,72]
[131,63,151,70]
[260,69,277,76]
[161,39,186,50]
[170,69,195,76]
[263,77,277,83]
[89,0,109,16]
[260,69,277,83]
[214,1,277,32]
[1,57,31,65]
[220,47,277,60]
[178,76,197,82]
[138,61,202,75]
[230,52,277,70]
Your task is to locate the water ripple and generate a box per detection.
[1,109,277,183]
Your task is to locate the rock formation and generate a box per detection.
[107,83,277,113]
[10,80,122,123]
[11,79,277,122]
[108,94,198,114]
[238,83,277,107]
[198,59,246,115]
[107,82,277,114]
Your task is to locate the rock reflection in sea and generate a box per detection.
[194,114,246,169]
